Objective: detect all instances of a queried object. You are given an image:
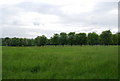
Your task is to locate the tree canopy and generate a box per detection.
[1,30,119,46]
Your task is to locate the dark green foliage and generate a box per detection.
[68,32,75,46]
[75,33,87,45]
[88,32,99,45]
[0,38,2,46]
[100,30,112,45]
[59,32,68,46]
[46,39,51,45]
[2,37,10,46]
[9,38,21,46]
[51,34,60,46]
[112,34,118,45]
[35,35,47,46]
[1,30,119,46]
[118,33,120,45]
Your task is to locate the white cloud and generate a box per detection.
[0,0,118,38]
[109,9,118,14]
[0,0,26,6]
[27,32,43,37]
[60,4,94,15]
[0,0,119,6]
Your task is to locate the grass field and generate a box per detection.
[0,46,2,80]
[2,46,118,79]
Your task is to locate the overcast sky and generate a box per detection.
[0,0,119,38]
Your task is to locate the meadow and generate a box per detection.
[2,46,118,79]
[0,46,2,80]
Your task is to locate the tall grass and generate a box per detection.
[2,46,118,79]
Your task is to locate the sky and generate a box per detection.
[0,0,119,38]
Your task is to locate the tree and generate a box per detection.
[2,37,11,46]
[59,32,68,46]
[22,38,28,46]
[68,32,75,46]
[0,38,2,46]
[19,38,24,46]
[10,37,19,46]
[112,34,118,45]
[117,32,120,45]
[75,33,87,45]
[46,39,51,45]
[51,34,59,46]
[87,32,99,45]
[26,39,33,46]
[35,35,47,46]
[35,36,41,46]
[2,30,118,46]
[100,30,112,45]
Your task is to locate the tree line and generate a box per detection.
[1,30,120,46]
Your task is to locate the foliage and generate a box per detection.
[59,32,68,46]
[75,33,87,45]
[87,32,99,45]
[51,34,60,46]
[100,30,112,45]
[35,35,47,46]
[68,32,75,46]
[1,30,119,46]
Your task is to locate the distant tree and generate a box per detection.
[87,32,99,45]
[19,38,23,46]
[2,37,11,46]
[18,38,35,46]
[40,35,47,46]
[2,38,6,46]
[2,38,4,46]
[30,39,35,46]
[75,33,87,45]
[35,36,40,46]
[51,34,59,46]
[68,32,75,46]
[117,32,120,45]
[100,30,112,45]
[35,35,47,46]
[2,30,118,46]
[10,37,19,46]
[112,34,118,45]
[46,39,51,45]
[22,38,28,46]
[0,38,2,46]
[59,32,68,46]
[26,39,32,46]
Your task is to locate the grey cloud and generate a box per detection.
[93,2,117,13]
[0,2,63,26]
[33,22,40,26]
[14,2,63,16]
[59,2,118,29]
[0,2,64,38]
[2,27,28,38]
[1,1,118,38]
[2,26,61,38]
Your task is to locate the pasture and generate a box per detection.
[2,46,118,79]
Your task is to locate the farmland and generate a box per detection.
[2,46,118,79]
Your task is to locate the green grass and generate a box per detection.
[0,46,2,80]
[2,46,118,79]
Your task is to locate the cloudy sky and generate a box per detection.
[0,0,119,38]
